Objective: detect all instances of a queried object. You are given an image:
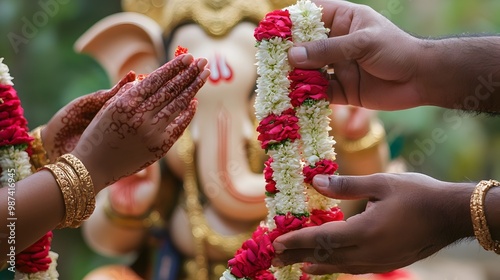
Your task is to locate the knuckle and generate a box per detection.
[356,4,375,16]
[311,38,332,60]
[334,175,350,195]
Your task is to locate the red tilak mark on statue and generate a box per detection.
[209,53,233,84]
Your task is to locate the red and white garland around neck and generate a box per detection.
[222,1,343,279]
[0,58,59,279]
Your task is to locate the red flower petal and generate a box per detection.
[174,45,188,57]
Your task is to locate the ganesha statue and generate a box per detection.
[77,0,391,279]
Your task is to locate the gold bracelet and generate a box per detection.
[56,161,86,227]
[103,199,163,229]
[29,125,50,169]
[470,179,500,254]
[41,154,97,228]
[59,154,96,223]
[42,163,77,229]
[336,120,386,153]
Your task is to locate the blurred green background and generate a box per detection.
[1,0,500,279]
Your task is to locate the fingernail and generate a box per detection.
[197,58,208,69]
[271,258,284,267]
[273,241,286,254]
[181,54,194,65]
[200,69,210,81]
[289,47,308,63]
[313,174,330,189]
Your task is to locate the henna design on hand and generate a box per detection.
[102,100,198,187]
[47,72,135,160]
[78,55,208,189]
[138,58,203,115]
[107,56,192,139]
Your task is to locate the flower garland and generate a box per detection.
[221,1,343,279]
[0,58,59,279]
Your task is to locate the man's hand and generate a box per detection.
[272,173,475,275]
[287,0,423,111]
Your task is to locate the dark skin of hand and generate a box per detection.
[272,0,500,275]
[272,173,488,275]
[288,0,500,113]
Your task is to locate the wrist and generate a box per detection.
[418,36,500,111]
[414,38,456,108]
[485,185,500,240]
[440,182,475,241]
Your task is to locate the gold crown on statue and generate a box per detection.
[122,0,297,37]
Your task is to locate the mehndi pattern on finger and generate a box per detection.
[138,59,202,115]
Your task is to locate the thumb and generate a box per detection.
[312,174,381,200]
[288,34,368,69]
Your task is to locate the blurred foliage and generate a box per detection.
[0,0,121,128]
[1,0,500,279]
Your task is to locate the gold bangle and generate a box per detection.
[470,179,500,254]
[336,121,386,153]
[59,154,96,223]
[42,163,77,229]
[103,199,162,229]
[29,125,50,169]
[42,154,97,228]
[55,161,86,227]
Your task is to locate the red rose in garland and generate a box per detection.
[257,108,300,150]
[254,10,293,41]
[303,159,338,184]
[0,84,32,146]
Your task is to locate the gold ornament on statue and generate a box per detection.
[122,0,297,37]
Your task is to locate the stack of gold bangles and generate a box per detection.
[471,179,500,254]
[42,154,96,228]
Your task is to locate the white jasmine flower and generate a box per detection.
[0,57,14,86]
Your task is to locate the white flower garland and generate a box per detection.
[256,0,339,233]
[0,58,59,279]
[221,0,337,280]
[0,147,32,185]
[262,2,338,278]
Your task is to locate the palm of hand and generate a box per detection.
[43,72,135,161]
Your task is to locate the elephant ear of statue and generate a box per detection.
[74,12,165,84]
